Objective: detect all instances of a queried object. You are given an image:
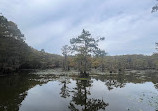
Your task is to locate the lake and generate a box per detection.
[0,71,158,111]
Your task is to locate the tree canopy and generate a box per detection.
[0,15,24,41]
[70,29,105,76]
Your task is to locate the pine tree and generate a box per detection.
[70,29,105,77]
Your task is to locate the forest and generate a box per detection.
[0,1,158,111]
[0,14,158,76]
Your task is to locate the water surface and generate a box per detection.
[0,72,158,111]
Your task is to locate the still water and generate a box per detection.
[0,71,158,111]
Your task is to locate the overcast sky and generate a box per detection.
[0,0,158,55]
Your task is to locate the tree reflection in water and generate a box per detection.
[93,72,158,91]
[1,71,158,111]
[105,74,126,91]
[60,79,109,111]
[60,76,71,98]
[0,74,41,111]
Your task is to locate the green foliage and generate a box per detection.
[70,29,105,76]
[70,29,105,55]
[91,54,158,72]
[0,15,62,74]
[1,14,158,75]
[0,15,24,41]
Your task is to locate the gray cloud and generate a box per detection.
[0,0,158,55]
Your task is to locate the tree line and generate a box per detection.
[0,14,158,76]
[0,14,62,75]
[62,30,158,77]
[62,52,158,74]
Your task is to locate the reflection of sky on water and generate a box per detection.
[19,78,158,111]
